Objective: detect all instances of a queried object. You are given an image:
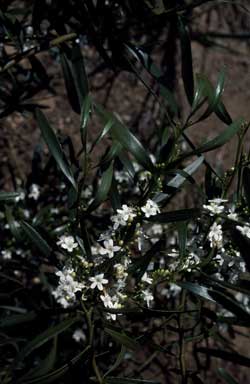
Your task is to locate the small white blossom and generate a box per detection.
[89,273,108,291]
[111,205,136,229]
[28,184,40,200]
[141,199,160,218]
[203,202,224,215]
[73,329,86,343]
[2,250,12,260]
[236,225,250,239]
[100,293,113,308]
[52,267,85,308]
[141,272,153,284]
[57,235,78,252]
[141,289,154,307]
[208,222,223,248]
[99,239,121,258]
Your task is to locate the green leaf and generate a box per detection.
[18,337,57,381]
[80,94,92,144]
[179,282,216,302]
[193,70,226,121]
[14,316,79,366]
[87,161,114,212]
[106,378,160,384]
[103,345,126,378]
[5,206,22,240]
[147,208,200,223]
[71,45,89,106]
[129,46,178,115]
[16,346,90,384]
[217,368,239,384]
[154,156,204,203]
[0,191,20,201]
[191,118,243,155]
[35,109,77,189]
[104,328,140,351]
[96,104,154,171]
[192,73,232,125]
[0,312,36,328]
[21,221,52,257]
[61,53,81,114]
[178,17,194,105]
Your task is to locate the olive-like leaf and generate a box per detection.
[21,221,52,257]
[178,17,194,105]
[104,328,140,351]
[95,104,154,171]
[35,109,77,189]
[0,191,20,201]
[87,161,114,212]
[217,368,239,384]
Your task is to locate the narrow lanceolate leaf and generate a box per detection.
[87,161,114,212]
[95,104,154,172]
[147,208,200,223]
[0,191,20,201]
[103,345,126,378]
[16,346,90,384]
[154,156,204,204]
[61,53,81,114]
[194,70,226,122]
[14,316,79,365]
[21,221,52,257]
[71,45,89,106]
[35,109,77,189]
[104,328,140,351]
[192,73,232,125]
[127,46,178,115]
[168,156,204,189]
[18,337,57,381]
[179,282,216,303]
[191,118,243,155]
[217,368,239,384]
[178,17,194,105]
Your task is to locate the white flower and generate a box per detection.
[111,205,136,229]
[141,199,160,218]
[141,289,154,307]
[57,235,78,252]
[89,273,108,291]
[28,184,40,200]
[99,239,121,258]
[2,250,12,260]
[208,198,227,204]
[100,293,113,308]
[141,272,153,284]
[208,222,223,248]
[115,170,130,183]
[236,225,250,239]
[52,267,85,308]
[73,329,86,343]
[151,224,163,235]
[228,211,238,221]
